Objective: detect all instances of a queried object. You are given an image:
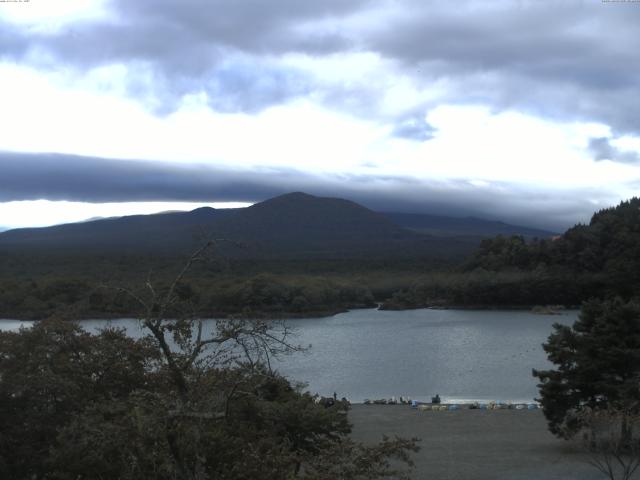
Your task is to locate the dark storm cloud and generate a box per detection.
[0,152,283,203]
[0,152,616,231]
[3,0,640,136]
[0,0,366,113]
[110,0,363,58]
[19,0,364,67]
[364,0,640,135]
[588,137,639,164]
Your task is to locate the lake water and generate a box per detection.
[0,308,577,404]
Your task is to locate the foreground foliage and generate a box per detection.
[0,247,418,479]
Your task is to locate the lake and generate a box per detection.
[0,308,577,403]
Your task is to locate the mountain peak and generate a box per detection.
[190,206,216,213]
[253,192,362,210]
[259,192,318,204]
[277,192,314,200]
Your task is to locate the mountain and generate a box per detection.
[210,193,431,257]
[0,205,233,255]
[382,212,556,238]
[0,193,466,259]
[0,193,556,260]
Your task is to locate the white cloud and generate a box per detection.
[0,63,387,170]
[0,0,109,32]
[2,62,640,196]
[611,135,640,154]
[374,105,640,188]
[0,200,251,229]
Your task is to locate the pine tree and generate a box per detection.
[534,298,640,438]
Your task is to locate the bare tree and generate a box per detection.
[99,241,419,480]
[113,241,304,479]
[581,405,640,480]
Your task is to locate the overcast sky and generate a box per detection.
[1,0,639,231]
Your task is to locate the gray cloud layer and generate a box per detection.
[0,151,619,231]
[0,2,636,228]
[588,137,639,164]
[1,0,640,141]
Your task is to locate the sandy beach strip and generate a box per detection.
[349,404,606,480]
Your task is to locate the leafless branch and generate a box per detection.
[582,406,640,480]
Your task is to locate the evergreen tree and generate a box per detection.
[534,298,640,438]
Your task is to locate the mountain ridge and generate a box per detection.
[0,193,556,259]
[382,212,556,238]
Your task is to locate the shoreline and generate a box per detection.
[380,303,578,313]
[0,307,351,323]
[354,398,540,407]
[0,303,580,323]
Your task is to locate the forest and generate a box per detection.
[383,198,640,310]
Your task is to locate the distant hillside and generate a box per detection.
[383,212,556,238]
[379,198,640,311]
[468,198,639,268]
[463,197,640,299]
[0,194,557,257]
[0,193,475,260]
[0,206,234,255]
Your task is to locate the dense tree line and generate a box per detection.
[381,270,604,310]
[384,198,640,309]
[466,198,640,297]
[0,250,444,319]
[0,274,377,320]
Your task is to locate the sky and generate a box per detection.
[1,0,639,231]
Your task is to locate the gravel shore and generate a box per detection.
[349,404,606,480]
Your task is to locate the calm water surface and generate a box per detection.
[0,308,577,403]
